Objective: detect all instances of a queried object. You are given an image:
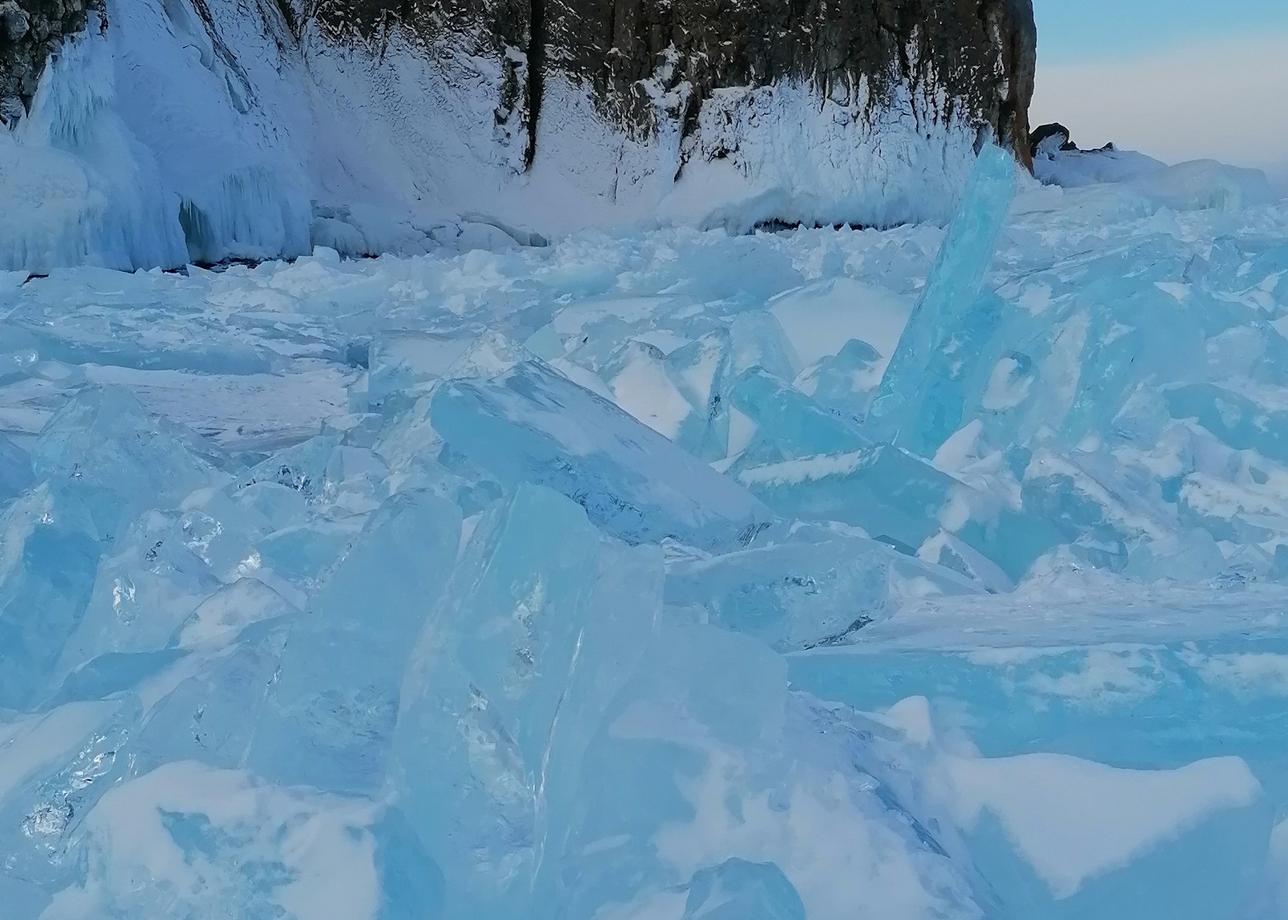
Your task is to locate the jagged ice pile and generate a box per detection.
[2,147,1288,918]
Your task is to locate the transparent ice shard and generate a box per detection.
[0,431,33,501]
[728,311,800,383]
[48,508,220,688]
[391,484,663,917]
[31,387,218,532]
[173,576,298,649]
[664,330,734,460]
[796,337,884,419]
[1166,383,1288,463]
[0,485,105,708]
[736,442,1059,580]
[367,330,474,409]
[791,619,1286,920]
[559,625,983,918]
[242,431,340,503]
[682,859,806,920]
[432,360,773,550]
[666,530,978,650]
[0,699,130,889]
[134,618,293,771]
[729,366,871,457]
[247,489,461,792]
[866,143,1017,455]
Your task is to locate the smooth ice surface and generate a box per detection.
[1,145,1287,919]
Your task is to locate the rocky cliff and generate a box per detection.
[0,0,100,123]
[0,0,1036,270]
[309,0,1036,172]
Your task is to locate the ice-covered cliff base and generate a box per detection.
[2,147,1288,918]
[0,0,993,273]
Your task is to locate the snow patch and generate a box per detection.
[940,753,1260,898]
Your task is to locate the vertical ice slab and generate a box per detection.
[391,484,663,917]
[247,489,462,793]
[866,144,1017,456]
[0,486,104,709]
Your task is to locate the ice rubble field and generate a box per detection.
[3,146,1288,919]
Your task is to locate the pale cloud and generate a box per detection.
[1031,32,1288,176]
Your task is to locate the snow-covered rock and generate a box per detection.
[0,0,1037,271]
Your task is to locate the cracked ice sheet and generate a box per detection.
[82,363,354,450]
[0,364,352,450]
[791,576,1288,652]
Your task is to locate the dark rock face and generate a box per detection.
[1031,122,1117,161]
[2,0,1036,160]
[0,0,1038,266]
[0,0,101,124]
[309,0,1037,167]
[1030,121,1075,159]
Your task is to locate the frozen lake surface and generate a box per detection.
[3,152,1288,918]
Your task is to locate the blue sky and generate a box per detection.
[1034,0,1288,64]
[1030,0,1288,173]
